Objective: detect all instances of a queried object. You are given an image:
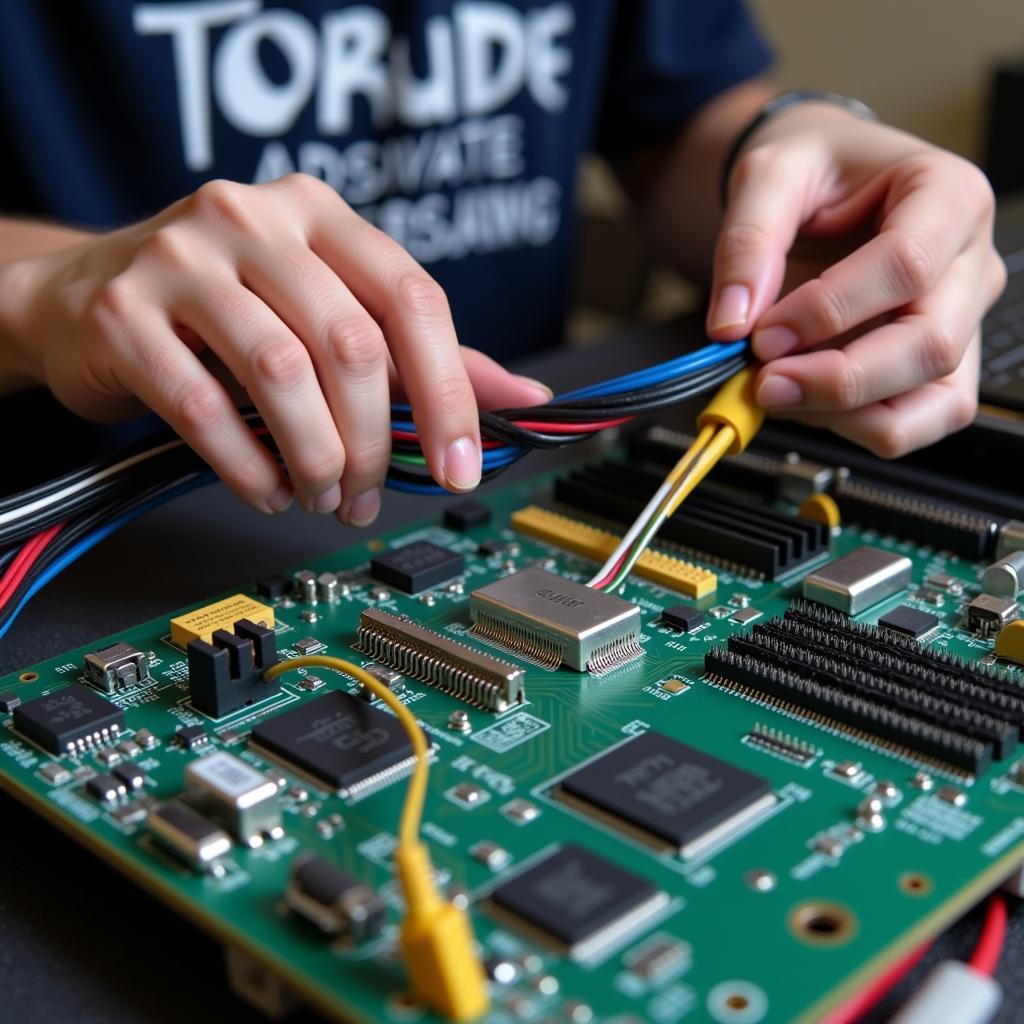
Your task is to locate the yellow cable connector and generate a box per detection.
[695,365,764,454]
[263,656,489,1022]
[511,506,716,597]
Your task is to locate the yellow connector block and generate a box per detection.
[995,620,1024,666]
[170,594,275,647]
[511,506,716,597]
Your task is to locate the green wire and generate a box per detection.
[391,451,429,467]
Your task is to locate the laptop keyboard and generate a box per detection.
[980,247,1024,411]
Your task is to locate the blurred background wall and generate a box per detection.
[751,0,1024,159]
[571,0,1024,341]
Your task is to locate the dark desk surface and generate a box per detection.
[0,323,1019,1023]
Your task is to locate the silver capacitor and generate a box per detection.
[316,572,339,602]
[982,551,1024,598]
[294,570,317,603]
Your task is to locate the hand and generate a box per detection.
[705,102,1006,456]
[1,174,550,525]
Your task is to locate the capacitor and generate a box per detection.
[316,572,339,602]
[294,570,317,604]
[982,551,1024,598]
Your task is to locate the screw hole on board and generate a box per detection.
[789,901,858,946]
[900,872,934,897]
[19,672,38,683]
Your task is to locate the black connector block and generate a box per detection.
[188,618,280,718]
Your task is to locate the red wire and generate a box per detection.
[821,940,933,1024]
[511,415,634,434]
[0,523,64,606]
[970,894,1008,976]
[592,548,630,590]
[391,429,505,450]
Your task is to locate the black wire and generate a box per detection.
[0,475,203,622]
[1,356,747,540]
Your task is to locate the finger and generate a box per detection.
[310,211,482,492]
[238,246,391,527]
[459,348,553,410]
[707,145,817,339]
[175,279,346,512]
[754,169,984,361]
[115,316,290,512]
[755,248,995,412]
[783,331,980,457]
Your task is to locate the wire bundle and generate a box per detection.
[388,340,748,492]
[587,365,762,592]
[0,341,748,637]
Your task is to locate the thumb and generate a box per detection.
[706,149,810,345]
[459,346,553,410]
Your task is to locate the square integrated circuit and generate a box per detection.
[13,684,124,756]
[369,540,464,594]
[490,843,667,962]
[249,691,416,799]
[558,731,775,859]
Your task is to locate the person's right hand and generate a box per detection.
[1,174,550,526]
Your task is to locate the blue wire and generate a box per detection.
[0,473,215,641]
[387,340,747,438]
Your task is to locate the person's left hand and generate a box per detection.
[705,101,1006,457]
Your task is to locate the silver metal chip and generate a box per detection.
[469,568,642,674]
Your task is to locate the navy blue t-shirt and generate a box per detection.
[1,1,770,361]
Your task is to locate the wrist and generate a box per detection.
[720,90,878,204]
[0,229,92,392]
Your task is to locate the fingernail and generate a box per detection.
[709,284,750,330]
[514,374,554,401]
[444,436,481,492]
[757,375,804,409]
[313,483,342,514]
[267,483,293,513]
[347,488,381,527]
[754,325,800,360]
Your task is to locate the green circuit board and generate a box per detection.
[1,449,1023,1024]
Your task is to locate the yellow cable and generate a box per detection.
[262,656,488,1021]
[263,656,427,847]
[662,426,737,519]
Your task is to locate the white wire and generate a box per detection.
[0,413,262,529]
[0,438,185,528]
[586,475,675,586]
[585,431,714,587]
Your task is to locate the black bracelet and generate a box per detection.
[720,90,878,206]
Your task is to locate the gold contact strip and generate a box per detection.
[510,505,717,597]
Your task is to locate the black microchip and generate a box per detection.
[13,684,124,756]
[256,574,291,599]
[370,540,464,593]
[86,772,125,802]
[878,605,939,639]
[491,843,659,953]
[0,692,21,713]
[175,724,208,751]
[443,500,492,532]
[250,691,412,794]
[560,731,772,855]
[113,761,145,790]
[661,604,704,632]
[477,539,506,557]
